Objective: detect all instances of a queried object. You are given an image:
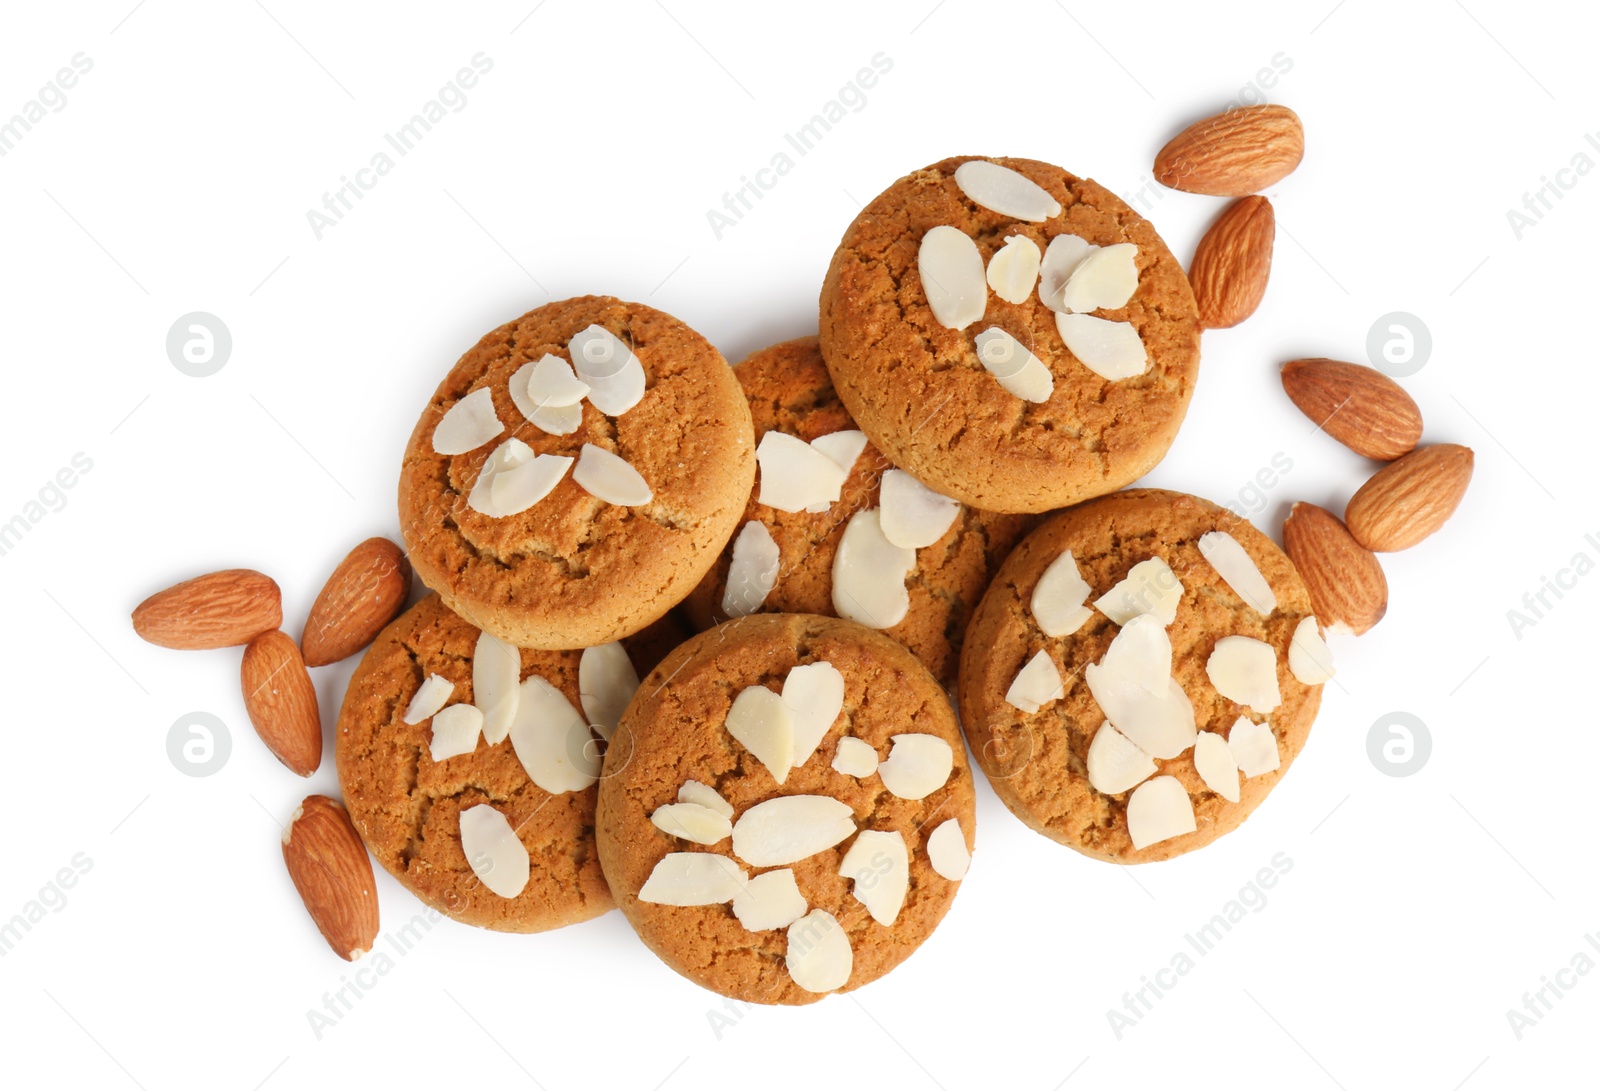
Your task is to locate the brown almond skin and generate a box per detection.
[1190,196,1274,329]
[301,538,412,667]
[1154,103,1305,196]
[1345,444,1474,552]
[1282,358,1423,461]
[282,796,379,961]
[1282,502,1388,635]
[132,569,281,650]
[241,630,322,776]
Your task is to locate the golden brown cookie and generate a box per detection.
[959,489,1322,863]
[680,336,1033,687]
[597,614,975,1005]
[819,157,1201,513]
[335,593,645,932]
[399,295,755,649]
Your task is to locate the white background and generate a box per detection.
[0,1,1593,1087]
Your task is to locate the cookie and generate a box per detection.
[335,593,660,932]
[958,489,1323,863]
[680,336,1034,686]
[597,614,975,1004]
[399,295,755,649]
[819,156,1201,513]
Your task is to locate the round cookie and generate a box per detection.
[399,295,755,649]
[597,613,976,1005]
[958,489,1322,863]
[680,336,1034,687]
[337,593,638,932]
[819,156,1201,513]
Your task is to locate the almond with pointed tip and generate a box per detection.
[1345,444,1474,552]
[301,538,412,667]
[1189,196,1274,329]
[241,630,322,776]
[1154,103,1305,196]
[1282,502,1388,635]
[281,795,379,961]
[1281,358,1423,461]
[132,568,281,650]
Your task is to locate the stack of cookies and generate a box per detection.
[335,155,1331,1005]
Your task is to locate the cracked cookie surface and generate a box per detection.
[680,336,1033,687]
[399,295,755,649]
[335,594,625,932]
[818,157,1201,513]
[597,613,974,1004]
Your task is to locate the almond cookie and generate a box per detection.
[819,157,1201,513]
[958,489,1326,863]
[336,594,658,931]
[680,336,1033,686]
[597,613,975,1004]
[399,295,755,649]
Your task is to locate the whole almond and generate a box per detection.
[132,569,281,650]
[1190,196,1275,329]
[1154,103,1305,196]
[1282,502,1388,636]
[301,538,412,667]
[242,631,322,776]
[281,795,379,961]
[1281,358,1423,461]
[1345,444,1474,552]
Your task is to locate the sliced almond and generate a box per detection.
[831,737,878,778]
[877,734,954,800]
[1227,716,1280,777]
[1031,550,1094,637]
[1288,616,1336,685]
[1095,556,1183,626]
[579,641,638,741]
[986,234,1043,304]
[783,661,845,769]
[491,453,573,515]
[568,325,645,415]
[953,159,1061,221]
[1126,776,1196,850]
[509,675,600,793]
[974,326,1054,402]
[1084,615,1197,760]
[732,868,808,932]
[1059,243,1139,313]
[1057,313,1148,380]
[879,469,961,549]
[527,353,590,407]
[404,674,455,725]
[432,386,503,455]
[459,804,530,899]
[1206,635,1282,713]
[509,361,584,435]
[651,802,733,845]
[925,819,970,880]
[468,438,534,517]
[678,779,733,818]
[757,431,848,513]
[832,509,914,629]
[1086,720,1157,795]
[918,225,987,330]
[786,909,852,993]
[574,443,653,506]
[1005,649,1064,714]
[472,629,522,744]
[723,521,782,618]
[1193,730,1241,803]
[638,852,748,906]
[1038,234,1096,312]
[428,703,483,762]
[726,685,795,784]
[838,829,909,926]
[1198,531,1277,615]
[731,795,856,867]
[810,429,869,475]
